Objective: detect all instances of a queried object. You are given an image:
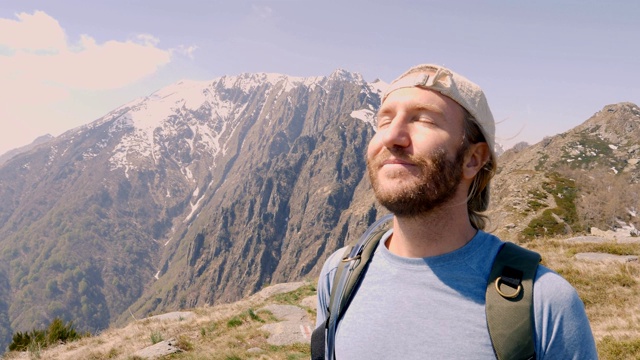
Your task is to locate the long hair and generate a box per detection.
[462,111,496,230]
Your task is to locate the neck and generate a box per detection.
[385,200,478,258]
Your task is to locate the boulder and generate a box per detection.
[575,252,639,263]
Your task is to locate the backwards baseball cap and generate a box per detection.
[382,64,496,162]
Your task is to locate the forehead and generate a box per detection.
[379,86,465,123]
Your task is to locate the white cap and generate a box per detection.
[382,64,496,161]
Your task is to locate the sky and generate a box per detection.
[1,0,638,155]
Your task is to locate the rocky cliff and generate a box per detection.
[0,69,386,349]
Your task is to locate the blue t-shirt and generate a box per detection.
[316,230,598,359]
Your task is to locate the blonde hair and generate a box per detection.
[462,111,496,230]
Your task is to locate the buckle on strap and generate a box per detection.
[494,266,524,299]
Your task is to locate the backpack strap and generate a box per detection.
[311,214,393,360]
[312,223,541,360]
[486,242,541,360]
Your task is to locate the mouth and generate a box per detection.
[377,157,418,174]
[382,157,412,165]
[380,156,415,167]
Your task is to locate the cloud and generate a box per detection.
[0,10,188,153]
[0,11,67,52]
[0,11,173,92]
[172,45,199,60]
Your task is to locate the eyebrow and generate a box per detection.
[408,103,445,116]
[377,102,445,117]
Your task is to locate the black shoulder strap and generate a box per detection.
[486,242,541,360]
[311,214,393,360]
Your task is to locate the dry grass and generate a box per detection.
[3,282,316,360]
[526,237,640,359]
[4,238,639,359]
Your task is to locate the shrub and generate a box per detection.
[8,329,45,352]
[247,308,264,323]
[8,317,84,352]
[47,317,80,345]
[521,173,580,240]
[150,331,163,344]
[226,317,243,328]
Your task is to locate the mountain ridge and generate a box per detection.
[0,69,386,349]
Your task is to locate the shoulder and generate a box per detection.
[315,247,348,327]
[532,265,598,359]
[318,246,347,287]
[533,265,580,304]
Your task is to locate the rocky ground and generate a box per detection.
[2,227,639,359]
[2,282,317,360]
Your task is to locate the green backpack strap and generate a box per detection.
[486,242,541,360]
[324,214,393,360]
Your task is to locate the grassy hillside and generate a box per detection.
[3,234,640,359]
[3,282,317,360]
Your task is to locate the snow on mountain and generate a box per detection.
[350,109,377,128]
[328,68,364,83]
[349,78,389,128]
[49,70,377,179]
[367,79,388,96]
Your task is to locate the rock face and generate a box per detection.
[120,71,388,324]
[133,338,183,359]
[259,304,314,346]
[575,253,639,263]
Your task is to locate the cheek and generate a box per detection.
[366,134,383,159]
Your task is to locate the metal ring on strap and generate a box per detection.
[494,277,522,299]
[341,255,361,262]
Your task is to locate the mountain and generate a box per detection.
[487,102,640,241]
[0,69,386,350]
[0,134,54,167]
[0,64,638,354]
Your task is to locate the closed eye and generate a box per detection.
[416,114,436,124]
[376,110,394,129]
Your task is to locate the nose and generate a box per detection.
[380,116,410,149]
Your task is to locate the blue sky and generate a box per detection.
[1,0,638,155]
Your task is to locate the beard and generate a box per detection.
[367,144,466,218]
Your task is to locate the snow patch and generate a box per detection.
[184,195,205,223]
[47,146,58,166]
[350,109,377,128]
[184,167,193,180]
[367,79,389,95]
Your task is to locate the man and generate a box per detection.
[315,64,597,359]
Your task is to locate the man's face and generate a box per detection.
[367,84,468,217]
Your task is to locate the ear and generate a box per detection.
[462,142,490,180]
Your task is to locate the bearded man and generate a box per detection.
[314,64,597,359]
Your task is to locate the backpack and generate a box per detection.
[311,214,541,360]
